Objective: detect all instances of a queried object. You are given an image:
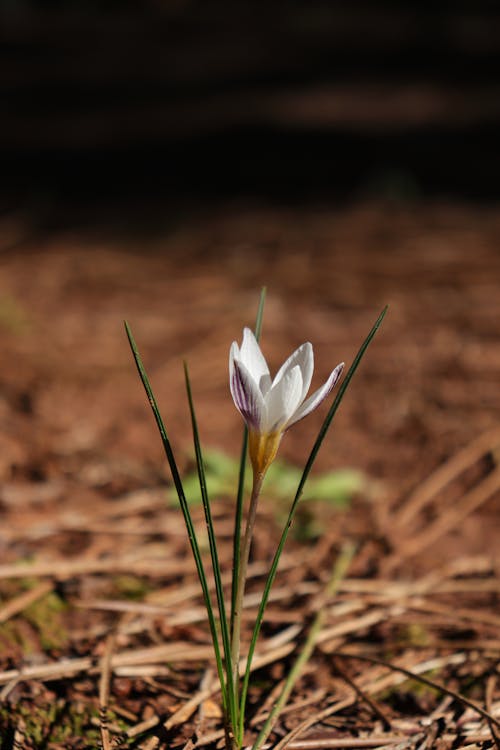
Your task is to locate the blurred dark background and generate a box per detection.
[1,0,500,231]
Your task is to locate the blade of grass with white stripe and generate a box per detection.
[231,287,267,638]
[124,322,228,713]
[183,361,238,731]
[239,305,388,732]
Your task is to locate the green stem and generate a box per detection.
[251,542,356,750]
[231,472,263,733]
[231,426,248,638]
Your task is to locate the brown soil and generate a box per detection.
[0,201,499,748]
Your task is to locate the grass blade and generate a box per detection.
[231,287,267,638]
[184,361,238,730]
[124,321,228,710]
[239,306,388,726]
[251,541,356,750]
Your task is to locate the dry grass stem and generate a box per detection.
[392,426,500,529]
[98,633,116,750]
[333,651,500,730]
[271,696,357,750]
[387,466,500,569]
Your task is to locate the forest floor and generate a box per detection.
[0,200,499,748]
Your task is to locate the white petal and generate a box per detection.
[286,362,344,429]
[230,359,266,430]
[229,340,240,392]
[264,365,303,432]
[239,328,272,395]
[272,342,313,403]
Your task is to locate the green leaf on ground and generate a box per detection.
[171,448,368,509]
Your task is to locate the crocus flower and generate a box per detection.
[230,328,344,479]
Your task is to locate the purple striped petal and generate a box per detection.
[230,359,265,430]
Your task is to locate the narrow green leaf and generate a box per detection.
[251,542,356,750]
[239,305,388,724]
[254,287,267,340]
[231,287,267,639]
[184,362,238,730]
[124,321,228,710]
